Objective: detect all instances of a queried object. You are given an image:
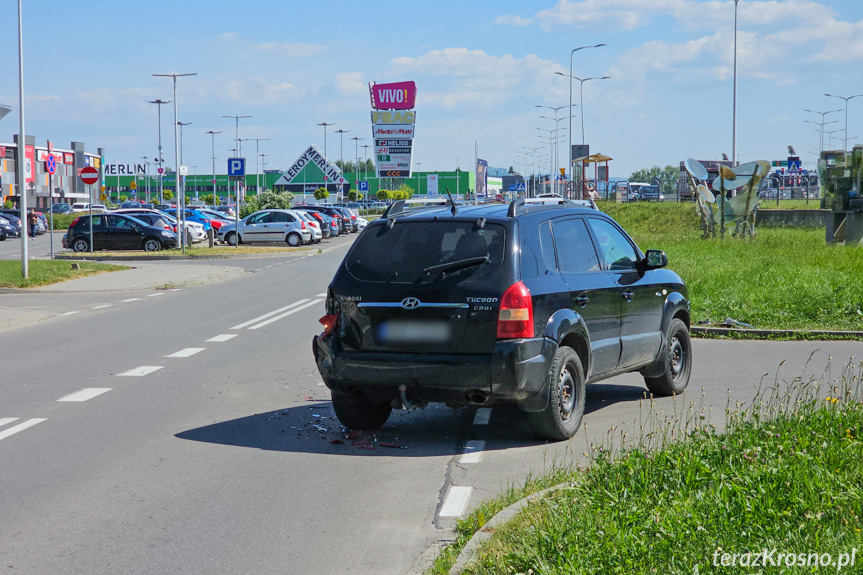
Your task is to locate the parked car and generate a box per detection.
[214,205,236,217]
[313,198,692,440]
[62,213,177,252]
[161,208,213,232]
[295,205,352,233]
[216,209,312,246]
[115,208,207,243]
[294,210,325,242]
[638,185,664,202]
[0,215,17,239]
[333,206,360,232]
[298,209,338,238]
[52,203,73,214]
[71,203,91,212]
[0,213,22,235]
[120,201,142,209]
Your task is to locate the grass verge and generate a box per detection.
[0,260,127,288]
[599,203,863,332]
[431,362,863,574]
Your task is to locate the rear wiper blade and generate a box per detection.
[421,256,489,277]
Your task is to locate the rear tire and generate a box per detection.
[643,318,692,396]
[286,232,302,247]
[331,390,392,430]
[72,238,89,253]
[226,231,238,246]
[527,346,586,441]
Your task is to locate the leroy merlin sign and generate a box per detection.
[284,144,345,184]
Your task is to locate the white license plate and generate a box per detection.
[377,320,451,344]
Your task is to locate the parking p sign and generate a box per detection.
[358,181,369,191]
[228,158,246,176]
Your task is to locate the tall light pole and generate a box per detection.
[824,128,846,150]
[351,136,364,196]
[260,153,268,193]
[334,129,351,168]
[206,130,221,202]
[177,120,192,211]
[804,109,842,150]
[535,105,567,195]
[318,122,335,198]
[732,0,739,166]
[141,156,150,203]
[804,119,838,151]
[824,93,863,153]
[191,165,198,202]
[222,114,252,214]
[154,72,197,253]
[177,121,192,167]
[242,138,269,195]
[558,44,606,192]
[361,144,371,182]
[149,98,171,204]
[16,0,28,277]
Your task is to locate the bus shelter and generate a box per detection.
[572,153,612,199]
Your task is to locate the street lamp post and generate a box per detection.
[206,130,221,202]
[535,105,567,195]
[804,109,842,151]
[732,0,739,166]
[148,98,172,204]
[350,136,364,199]
[177,121,192,168]
[804,119,838,151]
[824,92,863,153]
[222,115,252,221]
[318,122,335,199]
[334,129,351,168]
[16,0,28,278]
[242,138,269,195]
[361,144,371,184]
[154,72,197,254]
[141,156,150,203]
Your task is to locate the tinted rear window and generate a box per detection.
[346,221,506,283]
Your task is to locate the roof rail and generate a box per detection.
[380,198,456,219]
[507,197,597,217]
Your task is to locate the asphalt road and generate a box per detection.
[1,234,861,575]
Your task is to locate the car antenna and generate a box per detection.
[445,186,458,216]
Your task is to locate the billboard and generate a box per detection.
[369,81,417,110]
[372,111,416,178]
[427,174,439,197]
[476,159,488,199]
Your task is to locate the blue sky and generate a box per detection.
[2,0,863,179]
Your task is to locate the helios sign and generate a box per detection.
[369,81,417,178]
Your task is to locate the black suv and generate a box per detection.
[313,199,692,440]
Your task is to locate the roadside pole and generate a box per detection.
[88,192,93,254]
[48,170,54,260]
[79,167,99,254]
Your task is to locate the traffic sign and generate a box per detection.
[516,182,526,192]
[509,184,516,192]
[228,158,245,176]
[46,154,57,175]
[157,168,164,174]
[358,181,369,191]
[130,181,137,190]
[100,194,107,202]
[80,166,99,185]
[788,159,801,173]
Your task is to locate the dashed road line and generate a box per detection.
[316,292,327,297]
[147,293,163,297]
[117,366,164,377]
[170,288,181,292]
[60,311,80,316]
[266,265,272,268]
[460,440,486,464]
[165,347,205,358]
[473,408,492,425]
[121,298,140,303]
[0,418,19,428]
[0,418,47,442]
[230,299,311,330]
[206,334,237,343]
[439,486,473,518]
[92,305,113,310]
[248,299,322,330]
[58,388,112,402]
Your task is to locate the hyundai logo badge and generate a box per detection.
[401,297,420,309]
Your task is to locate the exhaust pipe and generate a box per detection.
[466,390,489,405]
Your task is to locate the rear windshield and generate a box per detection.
[346,221,507,283]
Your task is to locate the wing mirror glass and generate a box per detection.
[644,249,668,269]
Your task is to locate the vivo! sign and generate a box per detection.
[369,81,417,110]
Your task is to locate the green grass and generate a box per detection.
[430,364,863,575]
[598,203,863,332]
[757,199,823,210]
[0,260,127,288]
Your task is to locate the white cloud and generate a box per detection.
[388,48,566,109]
[218,32,237,40]
[254,42,326,57]
[25,94,61,103]
[335,72,366,96]
[494,14,533,26]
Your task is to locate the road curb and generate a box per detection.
[448,484,563,575]
[691,326,863,338]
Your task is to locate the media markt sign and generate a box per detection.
[371,109,416,178]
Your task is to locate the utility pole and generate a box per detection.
[206,130,221,202]
[148,99,172,204]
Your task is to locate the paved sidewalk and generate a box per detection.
[0,262,245,333]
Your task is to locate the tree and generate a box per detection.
[314,187,329,201]
[629,165,680,196]
[240,190,294,218]
[200,194,214,205]
[162,189,173,201]
[377,189,390,201]
[335,160,357,173]
[348,189,363,201]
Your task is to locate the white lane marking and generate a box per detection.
[170,288,181,291]
[316,292,327,297]
[61,311,80,316]
[117,365,164,377]
[266,265,272,268]
[206,334,237,343]
[166,347,205,358]
[254,268,263,272]
[248,299,322,330]
[439,486,473,518]
[0,418,20,428]
[58,388,112,402]
[473,408,492,425]
[0,418,47,442]
[460,440,486,464]
[147,293,163,297]
[121,298,140,303]
[92,304,113,310]
[230,299,311,330]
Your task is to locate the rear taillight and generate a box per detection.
[71,218,80,227]
[301,220,306,230]
[319,314,339,337]
[351,215,357,220]
[496,281,534,339]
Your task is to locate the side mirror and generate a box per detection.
[643,249,668,270]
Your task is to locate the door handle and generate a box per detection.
[574,295,589,307]
[621,290,634,302]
